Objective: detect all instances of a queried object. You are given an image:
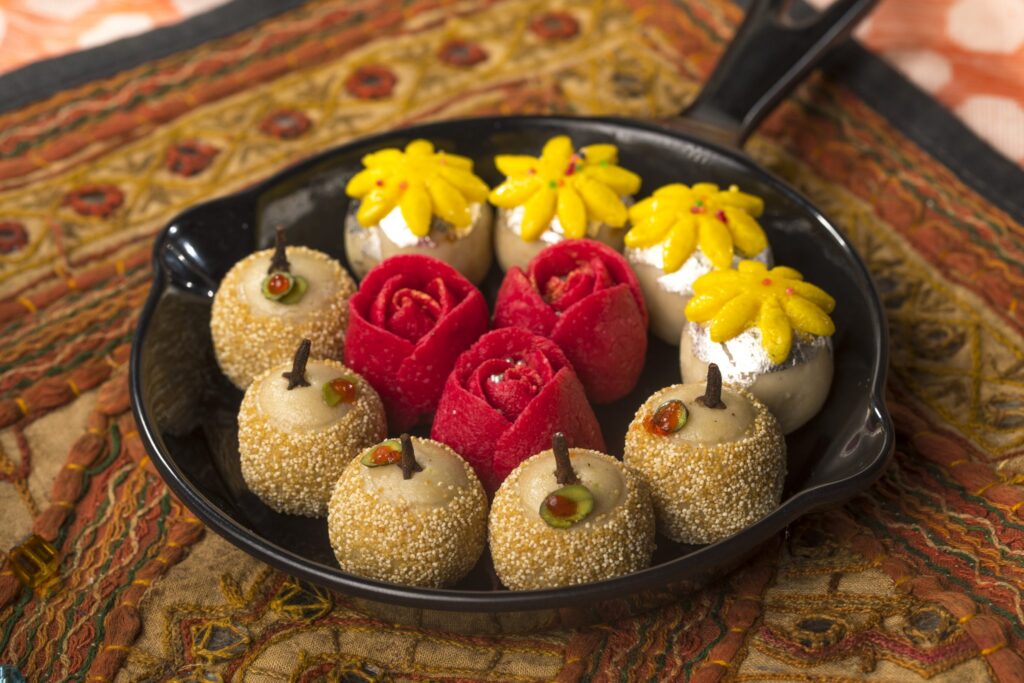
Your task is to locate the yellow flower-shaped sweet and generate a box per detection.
[624,183,766,273]
[345,139,490,238]
[685,261,835,365]
[489,136,642,242]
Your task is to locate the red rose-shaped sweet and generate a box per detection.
[345,254,489,430]
[431,327,606,492]
[493,239,648,403]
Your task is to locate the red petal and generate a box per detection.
[395,289,489,424]
[529,239,647,325]
[469,358,514,400]
[494,239,649,403]
[483,363,545,421]
[432,376,511,490]
[492,367,606,484]
[344,302,417,426]
[425,276,458,314]
[368,274,402,329]
[430,328,603,492]
[551,285,648,403]
[493,267,559,336]
[516,346,556,383]
[346,254,489,430]
[387,287,443,342]
[535,253,614,312]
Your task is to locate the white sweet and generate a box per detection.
[627,247,772,345]
[328,437,487,587]
[514,451,626,520]
[495,202,629,272]
[344,202,493,284]
[239,250,344,320]
[211,245,354,390]
[649,384,756,445]
[238,358,386,517]
[256,361,354,430]
[679,323,833,434]
[624,383,786,544]
[488,448,656,590]
[360,439,471,509]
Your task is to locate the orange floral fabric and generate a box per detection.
[0,1,228,72]
[823,0,1024,164]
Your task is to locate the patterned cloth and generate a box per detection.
[2,0,1022,164]
[0,0,1023,681]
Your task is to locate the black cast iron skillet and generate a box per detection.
[131,0,891,631]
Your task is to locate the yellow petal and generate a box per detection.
[663,219,698,273]
[427,176,470,227]
[405,139,435,157]
[580,143,618,164]
[653,184,694,201]
[437,152,473,170]
[556,186,587,238]
[709,292,760,342]
[521,186,557,241]
[758,296,793,365]
[787,281,835,313]
[769,265,803,281]
[684,292,726,323]
[628,196,657,224]
[361,148,403,168]
[624,210,675,248]
[575,176,627,227]
[653,195,687,216]
[489,177,541,207]
[541,136,574,167]
[400,184,433,237]
[782,296,835,337]
[738,260,768,274]
[722,207,767,257]
[716,185,764,217]
[345,168,381,198]
[583,165,641,195]
[440,166,490,203]
[495,155,539,177]
[691,270,743,297]
[691,182,720,197]
[355,183,401,226]
[697,214,733,269]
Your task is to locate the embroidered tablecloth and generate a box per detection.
[3,0,1022,165]
[1,1,1023,681]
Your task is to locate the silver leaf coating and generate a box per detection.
[346,201,484,249]
[626,245,772,297]
[683,321,832,386]
[498,196,633,243]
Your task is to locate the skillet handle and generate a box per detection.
[680,0,877,146]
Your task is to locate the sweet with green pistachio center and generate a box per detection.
[361,439,401,467]
[322,377,358,406]
[539,432,595,528]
